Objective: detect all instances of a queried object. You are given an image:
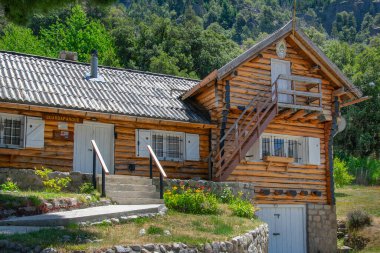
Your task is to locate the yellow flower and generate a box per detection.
[172,186,178,191]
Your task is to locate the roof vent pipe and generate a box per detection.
[90,50,98,78]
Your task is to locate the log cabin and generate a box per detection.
[0,21,365,253]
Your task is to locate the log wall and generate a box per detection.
[193,36,335,204]
[0,104,212,180]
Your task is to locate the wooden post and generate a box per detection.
[149,154,153,179]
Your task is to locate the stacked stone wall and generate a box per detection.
[307,204,337,253]
[0,168,91,192]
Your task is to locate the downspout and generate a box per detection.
[329,96,339,205]
[219,80,230,151]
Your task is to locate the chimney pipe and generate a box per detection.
[90,50,98,78]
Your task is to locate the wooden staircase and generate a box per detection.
[214,91,278,181]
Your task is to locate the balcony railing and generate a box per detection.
[274,74,323,111]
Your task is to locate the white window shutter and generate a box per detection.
[185,133,200,161]
[245,138,261,161]
[25,117,45,148]
[306,137,320,165]
[136,129,151,157]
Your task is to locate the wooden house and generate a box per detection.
[0,21,366,253]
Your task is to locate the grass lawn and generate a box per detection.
[0,205,262,252]
[336,185,380,253]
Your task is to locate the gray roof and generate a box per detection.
[0,51,210,124]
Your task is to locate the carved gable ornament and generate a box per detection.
[276,39,287,59]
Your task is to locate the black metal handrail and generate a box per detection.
[147,145,167,199]
[91,140,110,197]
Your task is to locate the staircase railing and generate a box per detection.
[91,140,110,197]
[147,145,167,199]
[214,83,278,181]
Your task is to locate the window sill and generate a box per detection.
[263,156,295,163]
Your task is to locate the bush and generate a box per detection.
[164,186,219,215]
[347,210,372,231]
[147,225,164,235]
[228,198,255,219]
[219,187,235,204]
[35,167,71,192]
[79,182,95,194]
[0,178,19,192]
[334,157,355,188]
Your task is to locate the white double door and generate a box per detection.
[74,122,114,174]
[256,204,306,253]
[271,59,292,104]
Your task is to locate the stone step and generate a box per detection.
[112,198,164,205]
[97,175,153,185]
[107,190,160,199]
[104,183,157,192]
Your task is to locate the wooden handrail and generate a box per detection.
[91,140,110,175]
[147,145,167,178]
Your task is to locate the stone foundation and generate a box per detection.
[307,204,337,253]
[0,168,91,192]
[153,178,255,200]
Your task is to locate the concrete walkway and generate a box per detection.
[0,204,164,227]
[0,226,55,235]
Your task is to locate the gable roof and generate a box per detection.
[0,51,210,124]
[182,21,362,100]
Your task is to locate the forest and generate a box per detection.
[0,0,379,185]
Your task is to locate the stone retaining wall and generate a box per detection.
[307,204,337,253]
[0,168,91,192]
[153,178,255,201]
[0,224,268,253]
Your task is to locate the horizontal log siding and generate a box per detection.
[192,37,334,204]
[0,106,210,179]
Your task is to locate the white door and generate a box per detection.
[271,59,292,103]
[74,122,114,174]
[256,205,306,253]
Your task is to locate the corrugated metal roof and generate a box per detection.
[0,51,210,124]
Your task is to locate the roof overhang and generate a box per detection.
[182,20,362,101]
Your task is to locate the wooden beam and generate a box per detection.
[299,111,320,122]
[276,109,293,119]
[278,74,322,84]
[340,96,371,108]
[332,87,346,97]
[286,109,306,121]
[278,89,322,98]
[278,102,323,112]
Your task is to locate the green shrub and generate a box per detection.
[334,157,355,188]
[219,187,235,204]
[345,156,380,185]
[79,182,95,194]
[35,167,71,193]
[228,198,255,219]
[147,225,164,235]
[0,178,19,192]
[347,210,372,231]
[164,186,219,215]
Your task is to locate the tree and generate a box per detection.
[41,5,119,66]
[0,24,48,56]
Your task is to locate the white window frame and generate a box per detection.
[0,113,25,149]
[137,129,185,161]
[151,130,184,161]
[261,133,304,163]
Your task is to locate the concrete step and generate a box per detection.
[97,175,153,185]
[104,183,157,192]
[0,205,165,227]
[113,198,164,205]
[107,190,160,199]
